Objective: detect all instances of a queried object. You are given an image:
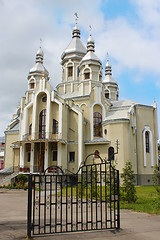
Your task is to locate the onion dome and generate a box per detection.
[80,34,102,65]
[87,34,95,52]
[72,24,80,38]
[103,59,117,83]
[28,47,49,79]
[61,24,86,60]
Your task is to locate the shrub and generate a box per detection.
[152,165,160,206]
[121,161,137,203]
[16,174,28,186]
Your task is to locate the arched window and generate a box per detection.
[145,131,150,153]
[108,147,114,161]
[84,68,91,80]
[105,92,109,99]
[68,66,73,77]
[93,112,102,137]
[143,127,153,167]
[30,82,35,89]
[84,72,90,79]
[39,109,46,139]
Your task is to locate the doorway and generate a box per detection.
[38,142,45,172]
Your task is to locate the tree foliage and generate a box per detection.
[152,165,160,205]
[121,161,137,203]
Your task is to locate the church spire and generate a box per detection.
[103,57,119,101]
[87,34,95,52]
[28,45,49,80]
[105,53,112,76]
[72,13,80,38]
[72,23,81,38]
[61,15,86,61]
[80,31,101,65]
[36,46,44,64]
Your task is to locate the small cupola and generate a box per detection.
[103,59,117,83]
[28,47,49,80]
[87,34,95,52]
[72,24,80,38]
[80,34,102,66]
[103,59,119,101]
[79,34,102,83]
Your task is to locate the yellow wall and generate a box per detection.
[5,132,19,168]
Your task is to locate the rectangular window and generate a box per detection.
[77,67,80,77]
[53,119,58,134]
[29,124,32,135]
[30,83,35,89]
[52,150,57,161]
[68,66,73,77]
[69,152,75,162]
[27,152,31,162]
[84,72,90,79]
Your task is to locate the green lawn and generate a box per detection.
[120,186,160,215]
[55,185,160,215]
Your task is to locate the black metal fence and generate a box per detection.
[27,158,120,238]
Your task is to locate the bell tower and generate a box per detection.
[57,22,86,95]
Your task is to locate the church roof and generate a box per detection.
[28,47,49,78]
[81,51,102,64]
[62,38,86,56]
[61,24,86,59]
[29,62,48,74]
[80,34,101,65]
[85,138,110,145]
[103,75,117,84]
[6,122,19,132]
[104,99,138,123]
[104,109,130,122]
[111,99,138,108]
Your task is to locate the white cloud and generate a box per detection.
[0,0,160,137]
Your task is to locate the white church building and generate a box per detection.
[4,23,159,185]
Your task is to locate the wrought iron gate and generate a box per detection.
[27,156,120,238]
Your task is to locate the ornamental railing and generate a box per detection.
[19,166,42,173]
[22,132,62,141]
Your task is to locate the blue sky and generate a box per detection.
[0,0,159,138]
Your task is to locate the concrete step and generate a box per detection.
[0,172,19,186]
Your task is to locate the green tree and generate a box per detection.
[152,165,160,205]
[121,161,137,203]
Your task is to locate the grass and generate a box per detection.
[58,185,160,215]
[120,186,160,215]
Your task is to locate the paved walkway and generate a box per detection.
[0,189,160,240]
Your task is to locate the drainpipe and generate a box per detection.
[135,105,139,185]
[67,104,70,171]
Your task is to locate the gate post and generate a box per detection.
[27,174,32,239]
[117,170,120,229]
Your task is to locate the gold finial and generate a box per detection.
[74,13,78,24]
